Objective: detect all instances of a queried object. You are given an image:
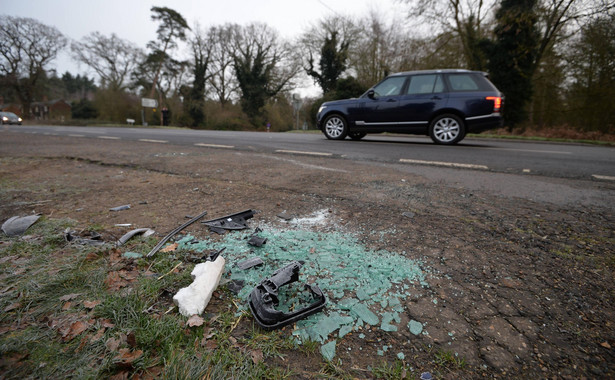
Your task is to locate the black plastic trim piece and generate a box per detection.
[248,261,326,330]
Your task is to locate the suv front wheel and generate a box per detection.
[323,114,348,140]
[429,114,465,145]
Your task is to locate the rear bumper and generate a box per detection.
[465,113,503,133]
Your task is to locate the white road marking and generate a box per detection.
[139,139,168,143]
[97,136,120,140]
[194,143,234,149]
[523,169,531,173]
[484,147,571,155]
[592,174,615,181]
[275,149,333,157]
[400,158,488,170]
[68,134,85,137]
[258,154,347,172]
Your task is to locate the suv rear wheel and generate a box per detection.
[323,114,348,140]
[429,114,465,145]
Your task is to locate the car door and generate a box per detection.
[396,74,448,130]
[354,75,408,126]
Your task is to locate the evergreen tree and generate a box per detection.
[71,98,98,119]
[487,0,539,128]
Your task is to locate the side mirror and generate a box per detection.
[367,90,376,99]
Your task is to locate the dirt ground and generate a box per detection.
[1,130,614,378]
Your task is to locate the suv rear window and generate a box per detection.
[446,73,496,92]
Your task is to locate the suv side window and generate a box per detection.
[447,73,496,91]
[448,74,479,91]
[406,74,444,94]
[372,76,407,97]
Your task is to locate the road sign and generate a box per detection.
[141,98,158,108]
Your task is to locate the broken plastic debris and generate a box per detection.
[248,261,326,330]
[64,228,106,246]
[227,279,245,294]
[117,228,155,246]
[247,235,267,247]
[2,215,41,236]
[237,257,264,270]
[109,204,131,211]
[173,254,226,317]
[146,210,208,257]
[202,209,254,234]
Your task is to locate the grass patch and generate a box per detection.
[433,348,466,369]
[0,217,299,378]
[371,360,412,379]
[470,132,615,146]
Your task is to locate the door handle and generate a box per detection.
[431,96,442,100]
[386,98,397,102]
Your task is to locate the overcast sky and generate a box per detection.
[2,0,407,94]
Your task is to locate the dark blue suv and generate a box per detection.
[316,69,503,144]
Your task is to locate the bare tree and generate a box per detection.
[399,0,498,70]
[351,11,414,86]
[183,23,216,126]
[534,0,614,69]
[400,0,614,73]
[0,16,67,118]
[208,24,240,106]
[71,32,144,91]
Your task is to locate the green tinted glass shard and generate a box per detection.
[408,320,423,335]
[339,325,353,338]
[321,341,336,361]
[350,303,379,326]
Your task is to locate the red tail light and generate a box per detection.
[486,96,502,112]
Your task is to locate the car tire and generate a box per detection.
[429,114,465,145]
[348,132,366,140]
[323,114,348,140]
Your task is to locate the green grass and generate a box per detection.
[371,360,413,379]
[0,217,299,378]
[433,348,467,369]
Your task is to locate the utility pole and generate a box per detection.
[292,94,302,130]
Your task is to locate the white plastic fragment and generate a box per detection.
[173,256,226,317]
[2,215,41,236]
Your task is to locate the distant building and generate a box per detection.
[0,97,72,121]
[30,99,71,121]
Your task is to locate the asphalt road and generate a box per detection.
[6,124,614,182]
